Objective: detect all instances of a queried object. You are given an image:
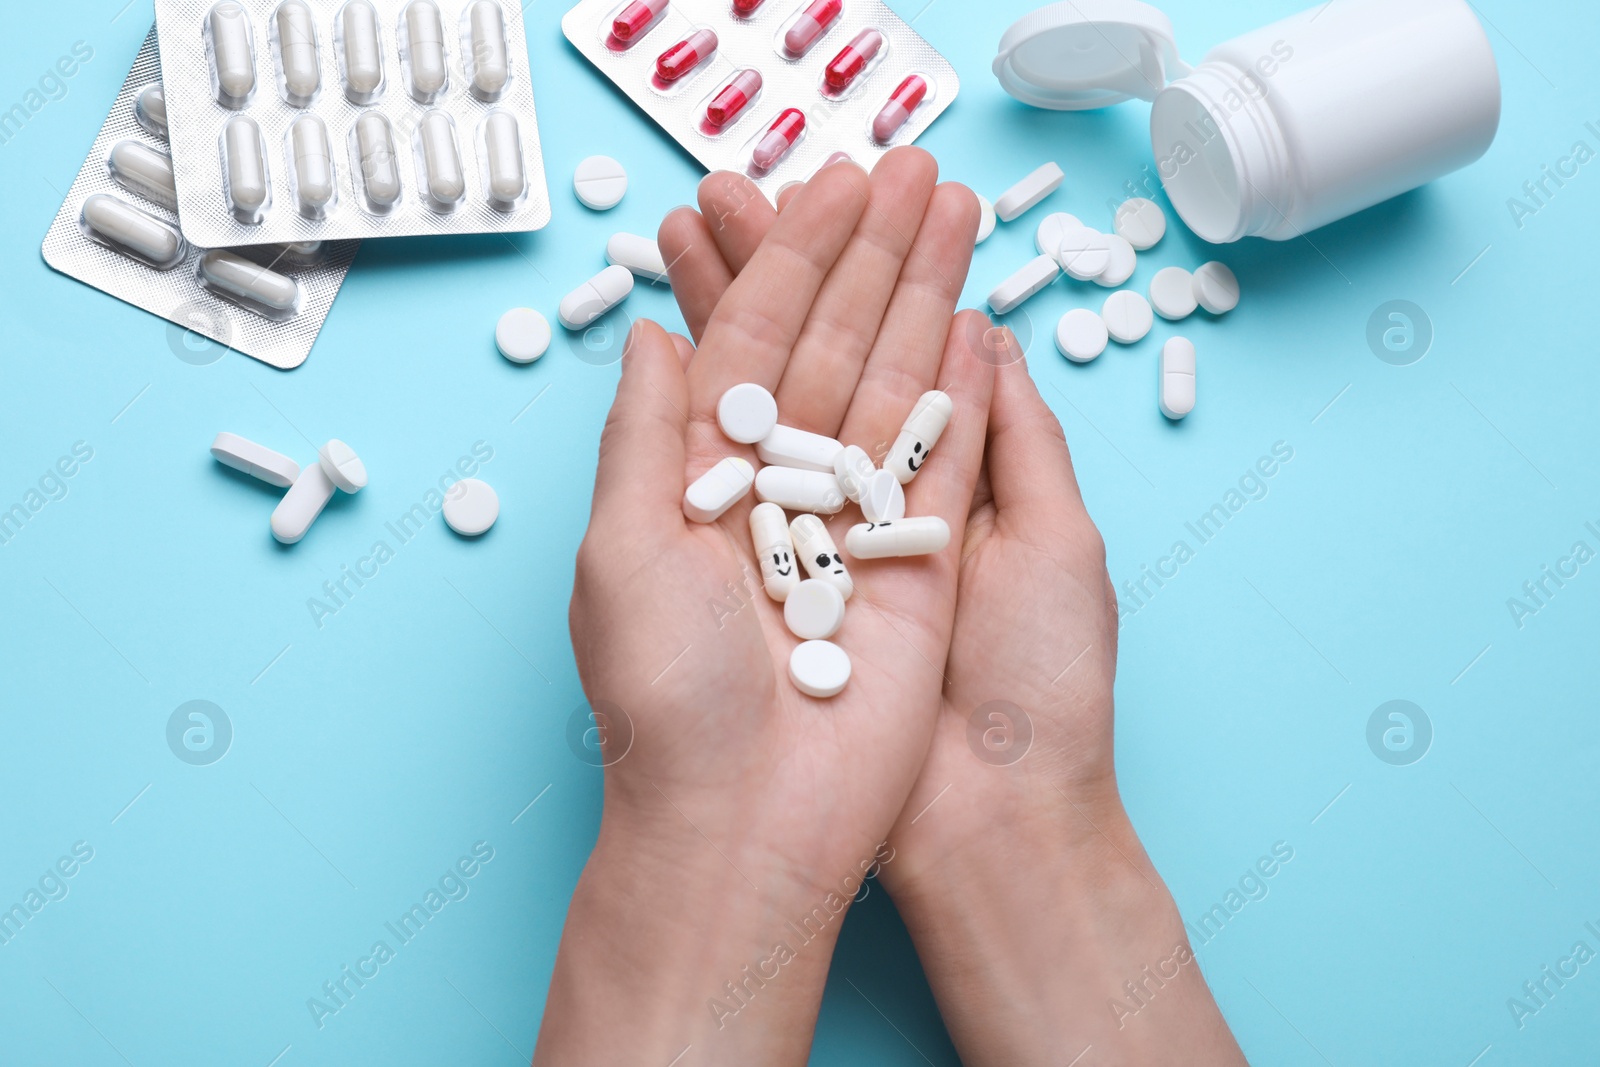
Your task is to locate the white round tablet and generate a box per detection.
[1094,234,1137,288]
[318,439,368,493]
[1033,212,1080,259]
[1149,266,1198,320]
[975,194,996,244]
[1114,198,1166,250]
[784,579,846,640]
[496,307,550,363]
[717,382,779,445]
[789,639,851,698]
[1193,261,1241,314]
[1057,227,1111,281]
[1101,290,1153,344]
[1055,308,1108,363]
[443,478,500,536]
[573,155,628,210]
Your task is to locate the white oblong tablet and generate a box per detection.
[574,155,628,210]
[484,110,526,206]
[290,114,335,215]
[606,232,669,284]
[789,639,851,698]
[1150,267,1198,320]
[209,2,257,103]
[443,478,499,535]
[354,111,401,207]
[81,194,185,269]
[1058,227,1111,281]
[756,425,843,474]
[318,439,368,492]
[211,431,300,488]
[756,466,845,515]
[717,383,779,445]
[1160,337,1196,420]
[683,456,755,523]
[1114,198,1166,250]
[974,193,996,244]
[468,1,510,98]
[558,264,634,329]
[341,0,384,97]
[858,468,905,523]
[405,0,448,99]
[1102,290,1153,345]
[223,115,270,216]
[419,110,465,206]
[135,85,167,137]
[832,445,876,504]
[108,140,177,209]
[1193,261,1240,314]
[1055,308,1108,363]
[1095,234,1137,288]
[790,514,852,599]
[271,462,337,544]
[750,502,800,602]
[1033,211,1080,259]
[198,251,301,313]
[843,517,950,559]
[276,0,321,103]
[496,307,550,363]
[994,162,1063,222]
[885,390,952,485]
[988,254,1059,315]
[784,579,846,640]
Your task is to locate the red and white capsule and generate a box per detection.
[612,0,667,41]
[783,0,840,55]
[731,0,765,13]
[706,68,761,126]
[752,108,805,170]
[824,28,883,90]
[872,74,928,142]
[656,28,717,80]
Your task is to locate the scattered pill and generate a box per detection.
[198,250,301,314]
[559,264,634,329]
[606,232,669,283]
[318,439,368,492]
[753,108,805,170]
[1033,212,1079,260]
[832,445,876,504]
[210,432,300,488]
[209,2,257,103]
[135,85,167,137]
[791,514,852,597]
[988,254,1059,315]
[290,114,335,215]
[276,1,321,103]
[1193,261,1240,314]
[657,28,717,80]
[784,579,846,640]
[706,68,761,126]
[223,115,270,216]
[443,477,500,535]
[756,424,843,473]
[271,462,337,544]
[574,155,628,209]
[483,110,527,206]
[1101,290,1153,344]
[405,0,449,98]
[496,307,550,363]
[683,456,755,522]
[886,390,952,485]
[612,0,668,41]
[789,639,851,698]
[844,517,950,558]
[784,0,841,56]
[352,112,401,207]
[80,194,186,269]
[1057,227,1111,281]
[1150,266,1198,320]
[1159,337,1196,420]
[994,162,1063,222]
[872,75,928,143]
[108,141,178,209]
[750,502,800,601]
[1095,234,1137,288]
[974,194,996,244]
[825,28,883,90]
[468,1,511,97]
[420,110,465,206]
[859,468,906,523]
[756,466,846,514]
[1114,198,1166,250]
[1055,308,1108,363]
[717,383,779,444]
[341,0,384,97]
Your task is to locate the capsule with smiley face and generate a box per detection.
[750,502,800,602]
[790,514,853,601]
[885,390,953,484]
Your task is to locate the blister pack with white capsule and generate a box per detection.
[41,28,357,370]
[561,0,957,197]
[153,0,551,246]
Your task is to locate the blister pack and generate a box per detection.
[561,0,958,197]
[42,27,357,371]
[152,0,551,247]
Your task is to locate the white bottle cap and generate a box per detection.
[992,0,1188,111]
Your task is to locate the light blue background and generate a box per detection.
[2,0,1597,1063]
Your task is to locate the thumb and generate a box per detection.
[590,320,690,527]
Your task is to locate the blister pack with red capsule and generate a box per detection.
[561,0,957,197]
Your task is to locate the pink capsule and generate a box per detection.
[824,28,883,90]
[706,68,761,126]
[752,108,805,170]
[656,28,718,80]
[783,0,841,56]
[872,74,927,142]
[612,0,668,41]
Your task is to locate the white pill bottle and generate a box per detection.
[994,0,1501,243]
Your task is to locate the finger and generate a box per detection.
[900,310,996,545]
[773,148,939,436]
[697,170,780,274]
[838,181,980,453]
[984,330,1090,523]
[669,332,695,369]
[590,320,690,526]
[659,207,733,343]
[776,181,803,213]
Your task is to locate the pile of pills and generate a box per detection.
[681,383,954,698]
[210,431,368,544]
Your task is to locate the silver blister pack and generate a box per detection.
[42,27,358,371]
[153,0,551,246]
[561,0,958,197]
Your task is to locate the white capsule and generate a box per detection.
[558,264,634,329]
[468,1,510,98]
[717,383,779,445]
[844,517,950,559]
[784,579,846,640]
[108,140,177,209]
[134,85,167,137]
[832,445,876,504]
[790,514,852,599]
[209,2,257,104]
[988,254,1059,315]
[318,439,368,492]
[756,424,843,473]
[404,0,448,99]
[419,110,465,206]
[223,115,270,217]
[484,110,526,207]
[606,232,669,284]
[272,461,337,544]
[341,0,384,97]
[276,1,321,103]
[749,502,800,602]
[290,114,335,215]
[1159,337,1196,420]
[198,251,301,314]
[993,162,1062,222]
[756,467,845,515]
[80,194,185,269]
[354,112,401,207]
[885,390,952,485]
[858,469,905,523]
[683,456,755,523]
[210,432,300,488]
[789,639,851,698]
